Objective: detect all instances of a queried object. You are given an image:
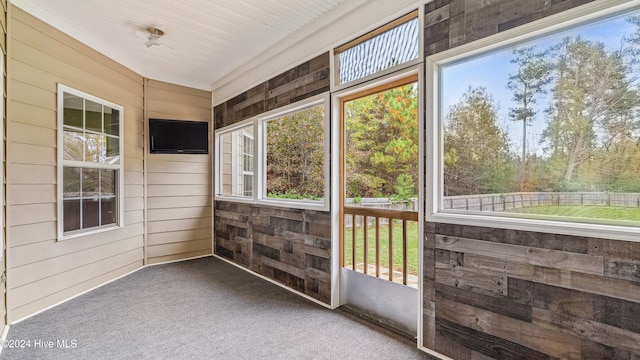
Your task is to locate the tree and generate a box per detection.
[266,105,325,199]
[542,36,638,187]
[507,46,553,190]
[344,83,419,198]
[444,87,515,195]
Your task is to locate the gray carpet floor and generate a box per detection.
[1,256,434,359]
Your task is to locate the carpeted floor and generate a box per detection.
[1,256,434,359]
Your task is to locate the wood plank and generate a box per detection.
[9,184,56,205]
[11,236,142,288]
[147,100,212,120]
[146,87,211,109]
[147,79,211,99]
[146,239,212,258]
[437,298,581,359]
[124,171,143,186]
[436,283,532,322]
[531,267,640,304]
[146,250,212,265]
[147,160,210,174]
[147,228,212,246]
[147,195,211,209]
[8,142,56,166]
[10,260,141,322]
[147,184,211,197]
[147,217,211,233]
[8,221,57,247]
[436,235,604,275]
[436,318,553,360]
[10,222,144,267]
[9,202,56,226]
[124,209,144,226]
[147,207,212,222]
[11,248,143,306]
[8,121,56,147]
[533,307,640,354]
[147,173,210,185]
[7,100,55,129]
[436,262,508,297]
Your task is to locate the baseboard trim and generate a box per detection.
[145,254,213,267]
[417,345,454,360]
[212,254,333,310]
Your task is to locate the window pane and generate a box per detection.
[100,169,116,196]
[243,175,253,197]
[82,199,100,229]
[266,104,325,201]
[105,136,120,164]
[104,107,119,136]
[219,125,253,197]
[439,10,640,225]
[63,94,83,128]
[63,128,84,161]
[101,197,117,226]
[337,16,419,85]
[63,167,81,198]
[85,133,106,163]
[85,100,102,133]
[82,168,99,197]
[63,199,81,232]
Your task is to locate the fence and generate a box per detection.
[442,192,640,212]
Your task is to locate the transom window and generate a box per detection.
[334,11,419,86]
[58,84,124,239]
[428,4,640,238]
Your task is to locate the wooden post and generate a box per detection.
[402,220,408,285]
[363,216,368,274]
[389,219,393,282]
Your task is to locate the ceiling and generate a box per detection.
[11,0,355,91]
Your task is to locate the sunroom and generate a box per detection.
[0,0,639,359]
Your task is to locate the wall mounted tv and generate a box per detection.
[149,118,209,154]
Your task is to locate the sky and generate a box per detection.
[440,9,639,157]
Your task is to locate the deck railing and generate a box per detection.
[342,206,418,286]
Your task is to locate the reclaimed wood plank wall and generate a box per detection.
[213,53,331,304]
[423,1,640,358]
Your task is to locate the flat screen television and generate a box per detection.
[149,118,209,154]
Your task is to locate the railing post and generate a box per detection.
[351,214,356,271]
[402,220,408,285]
[388,218,393,282]
[375,216,380,278]
[363,216,368,275]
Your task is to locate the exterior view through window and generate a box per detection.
[265,103,325,201]
[218,124,253,198]
[342,77,419,286]
[439,9,640,227]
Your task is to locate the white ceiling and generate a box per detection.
[11,0,355,91]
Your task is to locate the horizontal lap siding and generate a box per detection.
[145,79,212,265]
[420,1,640,359]
[1,0,6,328]
[6,6,144,322]
[213,53,331,304]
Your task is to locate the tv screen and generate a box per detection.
[149,119,209,154]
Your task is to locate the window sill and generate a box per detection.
[426,212,640,243]
[58,224,122,241]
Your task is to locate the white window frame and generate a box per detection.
[258,94,330,211]
[215,119,255,202]
[242,132,254,197]
[426,0,640,242]
[214,94,330,211]
[331,9,423,92]
[57,84,125,240]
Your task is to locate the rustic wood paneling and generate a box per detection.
[145,79,212,264]
[215,201,331,304]
[424,0,596,56]
[426,223,640,359]
[213,52,330,130]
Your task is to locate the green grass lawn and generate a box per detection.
[513,205,640,222]
[344,221,419,275]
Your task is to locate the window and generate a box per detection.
[427,3,640,239]
[217,123,254,198]
[334,11,419,86]
[57,84,124,239]
[264,102,325,202]
[215,94,330,209]
[242,134,254,196]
